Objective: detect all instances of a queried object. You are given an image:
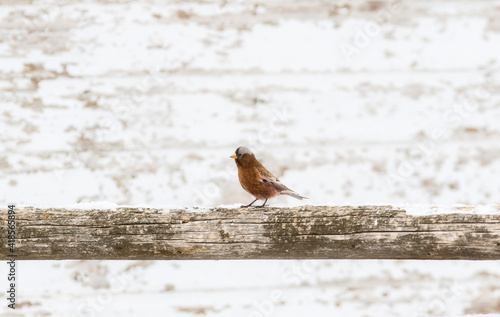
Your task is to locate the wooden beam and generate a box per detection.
[1,205,500,260]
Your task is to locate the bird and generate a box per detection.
[230,146,307,207]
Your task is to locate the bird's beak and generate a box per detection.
[230,154,237,159]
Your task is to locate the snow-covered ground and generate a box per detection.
[1,0,500,316]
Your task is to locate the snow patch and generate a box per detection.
[403,204,500,215]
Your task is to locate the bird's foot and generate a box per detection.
[248,203,267,208]
[240,198,267,208]
[258,199,268,208]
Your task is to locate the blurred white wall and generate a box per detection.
[1,0,499,207]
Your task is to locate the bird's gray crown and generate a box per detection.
[235,146,253,157]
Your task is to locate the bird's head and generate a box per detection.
[230,146,254,166]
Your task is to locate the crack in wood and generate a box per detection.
[1,206,500,260]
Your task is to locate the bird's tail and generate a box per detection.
[280,190,308,200]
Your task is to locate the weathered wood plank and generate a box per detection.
[1,205,499,260]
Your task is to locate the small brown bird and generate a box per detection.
[230,146,307,207]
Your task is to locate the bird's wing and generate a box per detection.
[260,175,289,192]
[254,162,290,191]
[255,163,307,200]
[255,162,279,181]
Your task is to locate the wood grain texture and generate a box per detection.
[1,205,500,260]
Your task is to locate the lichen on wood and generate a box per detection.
[1,206,499,260]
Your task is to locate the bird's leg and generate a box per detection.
[241,198,257,208]
[258,199,268,207]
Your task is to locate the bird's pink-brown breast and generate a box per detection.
[237,166,279,200]
[235,155,279,200]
